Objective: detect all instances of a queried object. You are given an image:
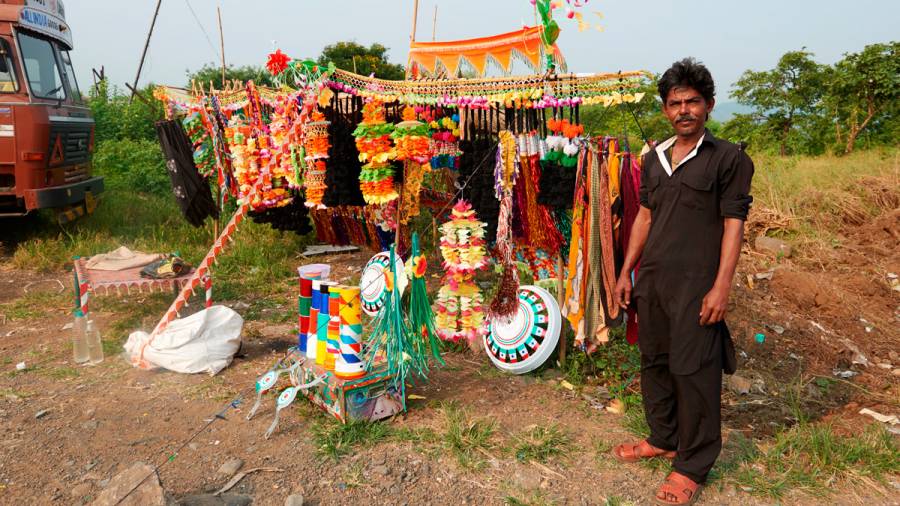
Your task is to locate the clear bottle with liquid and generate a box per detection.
[72,313,89,364]
[85,319,104,365]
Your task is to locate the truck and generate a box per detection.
[0,0,102,222]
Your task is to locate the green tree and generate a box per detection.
[825,41,899,153]
[186,63,274,88]
[317,42,405,80]
[730,50,825,156]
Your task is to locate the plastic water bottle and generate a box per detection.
[72,313,89,364]
[86,320,104,365]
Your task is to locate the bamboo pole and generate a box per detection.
[410,0,419,43]
[431,4,438,41]
[217,6,226,86]
[556,252,566,368]
[130,0,162,103]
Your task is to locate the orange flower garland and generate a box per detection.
[352,99,399,205]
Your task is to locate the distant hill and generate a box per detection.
[712,101,753,122]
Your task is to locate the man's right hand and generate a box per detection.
[614,273,633,310]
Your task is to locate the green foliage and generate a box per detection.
[826,41,900,153]
[318,41,405,80]
[722,41,898,155]
[89,79,164,143]
[439,401,497,470]
[186,62,275,88]
[92,138,168,195]
[730,50,825,156]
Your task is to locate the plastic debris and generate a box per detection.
[754,333,766,344]
[15,362,26,371]
[859,408,898,425]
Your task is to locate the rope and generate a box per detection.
[183,0,220,62]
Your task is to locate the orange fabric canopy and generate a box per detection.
[408,26,566,77]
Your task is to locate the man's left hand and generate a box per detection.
[699,283,730,326]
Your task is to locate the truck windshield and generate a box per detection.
[58,48,81,102]
[17,31,65,100]
[0,39,17,93]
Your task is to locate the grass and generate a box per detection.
[727,423,900,498]
[439,401,497,470]
[749,148,899,246]
[0,290,70,322]
[513,424,571,464]
[310,418,393,460]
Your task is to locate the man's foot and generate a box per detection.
[611,439,676,463]
[654,471,702,505]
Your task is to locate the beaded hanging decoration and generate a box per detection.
[352,99,399,205]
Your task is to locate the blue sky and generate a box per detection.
[67,0,897,100]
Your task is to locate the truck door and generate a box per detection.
[0,37,18,195]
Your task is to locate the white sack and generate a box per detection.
[124,305,243,375]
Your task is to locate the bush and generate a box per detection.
[89,80,164,144]
[92,138,169,195]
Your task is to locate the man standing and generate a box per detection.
[612,58,754,505]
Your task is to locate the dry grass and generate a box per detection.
[750,149,899,241]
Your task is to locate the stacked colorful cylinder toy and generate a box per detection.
[306,279,322,361]
[326,290,341,371]
[316,282,335,366]
[336,286,365,379]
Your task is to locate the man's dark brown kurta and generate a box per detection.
[635,130,753,483]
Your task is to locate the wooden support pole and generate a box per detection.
[217,6,226,86]
[431,4,438,41]
[556,252,566,368]
[409,0,419,43]
[131,0,162,103]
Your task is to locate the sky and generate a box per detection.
[65,0,898,100]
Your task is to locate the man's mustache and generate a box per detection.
[676,114,698,123]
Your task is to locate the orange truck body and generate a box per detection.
[0,0,102,218]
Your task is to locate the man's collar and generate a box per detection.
[655,129,715,176]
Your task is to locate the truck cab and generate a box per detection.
[0,0,102,220]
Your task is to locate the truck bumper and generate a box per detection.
[23,177,105,211]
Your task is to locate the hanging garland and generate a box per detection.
[353,99,399,205]
[302,111,330,208]
[434,200,488,346]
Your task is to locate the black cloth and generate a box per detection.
[536,160,576,208]
[247,190,312,236]
[635,130,752,375]
[641,349,722,484]
[323,99,366,207]
[458,138,500,242]
[155,120,219,227]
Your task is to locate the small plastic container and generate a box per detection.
[72,313,89,364]
[85,319,104,365]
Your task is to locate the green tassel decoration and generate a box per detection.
[407,232,445,368]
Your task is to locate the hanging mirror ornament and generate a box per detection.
[360,251,407,316]
[484,285,561,374]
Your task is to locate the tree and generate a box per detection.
[317,42,405,80]
[185,63,274,89]
[730,50,825,156]
[825,41,899,153]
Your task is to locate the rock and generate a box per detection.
[84,408,96,418]
[892,369,900,377]
[284,494,305,506]
[82,420,99,430]
[217,458,244,477]
[371,464,390,476]
[889,351,899,362]
[726,375,752,395]
[91,462,165,506]
[85,460,98,471]
[35,409,50,419]
[754,236,792,258]
[71,482,92,499]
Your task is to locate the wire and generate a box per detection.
[184,0,220,62]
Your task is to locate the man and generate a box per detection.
[612,58,754,505]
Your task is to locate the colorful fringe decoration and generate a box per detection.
[489,130,520,321]
[433,200,488,345]
[353,99,399,205]
[182,111,216,178]
[302,111,330,207]
[365,246,424,388]
[392,106,431,224]
[406,232,445,367]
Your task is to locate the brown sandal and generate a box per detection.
[611,439,677,463]
[655,471,703,506]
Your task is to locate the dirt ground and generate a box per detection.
[0,211,898,505]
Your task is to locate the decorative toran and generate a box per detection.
[352,99,400,205]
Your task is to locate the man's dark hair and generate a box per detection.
[657,58,715,104]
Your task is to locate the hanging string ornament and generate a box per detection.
[353,99,399,205]
[406,232,445,369]
[434,200,488,347]
[538,118,583,208]
[268,94,304,191]
[489,130,521,320]
[302,111,330,208]
[182,111,216,178]
[424,108,462,171]
[392,106,432,224]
